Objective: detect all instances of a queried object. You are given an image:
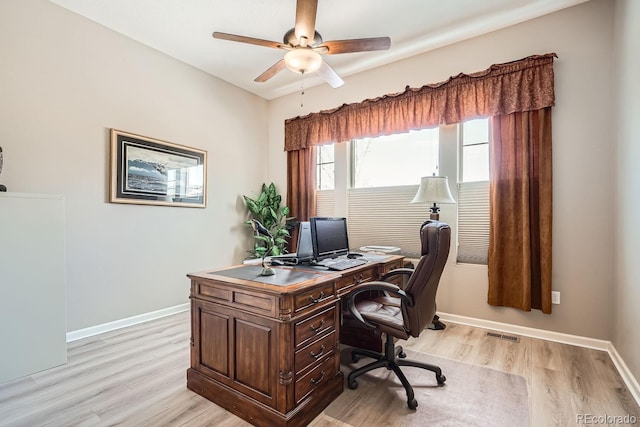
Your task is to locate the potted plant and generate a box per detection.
[243,182,294,259]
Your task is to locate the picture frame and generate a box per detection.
[109,129,207,208]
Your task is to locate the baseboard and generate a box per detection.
[66,303,190,342]
[438,312,640,406]
[607,342,640,406]
[438,312,610,350]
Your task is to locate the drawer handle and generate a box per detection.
[308,291,325,304]
[310,345,325,359]
[353,274,365,285]
[310,370,325,386]
[309,319,325,333]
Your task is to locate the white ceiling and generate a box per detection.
[49,0,588,100]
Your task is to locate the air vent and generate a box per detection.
[486,331,520,342]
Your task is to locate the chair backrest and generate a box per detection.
[401,220,451,337]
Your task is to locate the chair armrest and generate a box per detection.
[379,267,413,282]
[345,281,414,329]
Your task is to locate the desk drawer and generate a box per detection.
[294,331,336,375]
[294,353,337,404]
[381,258,406,287]
[336,266,377,294]
[293,283,334,314]
[294,305,336,348]
[194,280,276,317]
[383,258,404,273]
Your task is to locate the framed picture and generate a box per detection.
[109,129,207,207]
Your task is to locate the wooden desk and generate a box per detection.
[186,255,404,427]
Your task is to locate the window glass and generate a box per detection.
[352,128,439,188]
[463,119,489,145]
[461,119,489,182]
[458,117,490,265]
[316,144,335,190]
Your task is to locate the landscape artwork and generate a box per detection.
[109,129,207,207]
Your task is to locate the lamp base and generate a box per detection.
[429,203,440,221]
[427,314,446,330]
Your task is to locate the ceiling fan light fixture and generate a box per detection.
[284,48,322,74]
[213,0,390,88]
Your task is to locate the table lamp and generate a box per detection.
[411,175,456,220]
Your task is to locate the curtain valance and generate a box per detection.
[284,53,557,151]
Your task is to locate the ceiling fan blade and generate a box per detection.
[317,60,344,88]
[213,32,284,49]
[254,59,287,83]
[318,37,391,54]
[294,0,318,46]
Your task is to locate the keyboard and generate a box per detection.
[317,257,368,271]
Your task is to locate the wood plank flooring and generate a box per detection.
[0,311,637,426]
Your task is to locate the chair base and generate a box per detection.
[347,333,446,410]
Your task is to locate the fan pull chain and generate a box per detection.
[300,71,306,108]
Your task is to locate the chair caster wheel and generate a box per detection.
[407,398,418,410]
[351,353,360,363]
[437,374,446,385]
[348,380,358,390]
[398,350,406,358]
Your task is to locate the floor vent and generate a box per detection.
[486,331,520,342]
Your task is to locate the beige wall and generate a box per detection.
[268,0,616,339]
[0,0,268,330]
[613,0,640,382]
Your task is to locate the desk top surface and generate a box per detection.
[208,265,329,286]
[187,254,404,293]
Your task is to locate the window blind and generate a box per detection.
[457,181,489,264]
[346,186,427,258]
[315,190,335,217]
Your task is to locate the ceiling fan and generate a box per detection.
[212,0,391,88]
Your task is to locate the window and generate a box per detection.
[315,120,490,263]
[457,118,490,265]
[316,144,335,190]
[352,129,439,188]
[315,144,336,217]
[316,129,439,258]
[461,119,489,182]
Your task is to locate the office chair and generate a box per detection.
[345,220,451,409]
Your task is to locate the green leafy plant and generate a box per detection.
[243,182,294,258]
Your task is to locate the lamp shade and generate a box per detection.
[411,176,456,204]
[284,48,322,73]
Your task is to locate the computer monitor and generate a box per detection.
[310,217,350,261]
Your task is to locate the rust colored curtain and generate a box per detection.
[284,53,556,151]
[488,108,553,313]
[286,146,316,251]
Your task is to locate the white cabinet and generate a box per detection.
[0,192,67,383]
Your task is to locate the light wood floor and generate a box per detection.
[0,311,637,426]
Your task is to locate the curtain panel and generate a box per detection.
[286,146,316,251]
[284,53,557,151]
[488,108,553,313]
